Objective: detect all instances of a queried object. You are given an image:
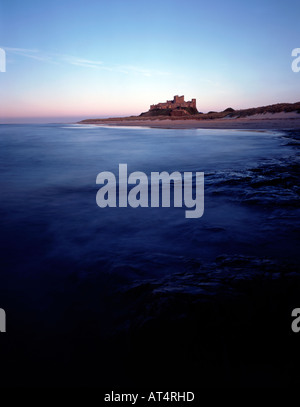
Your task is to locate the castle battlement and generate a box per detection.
[150,95,197,111]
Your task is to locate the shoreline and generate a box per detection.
[78,115,300,130]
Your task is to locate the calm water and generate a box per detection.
[1,124,298,278]
[0,123,299,386]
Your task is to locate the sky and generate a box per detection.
[0,0,300,123]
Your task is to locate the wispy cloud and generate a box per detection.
[2,46,169,76]
[59,55,103,68]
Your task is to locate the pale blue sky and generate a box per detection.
[0,0,300,122]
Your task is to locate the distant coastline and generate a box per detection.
[78,101,300,130]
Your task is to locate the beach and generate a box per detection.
[79,112,300,130]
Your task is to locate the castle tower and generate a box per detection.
[149,95,197,112]
[174,95,184,105]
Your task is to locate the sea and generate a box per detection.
[0,123,299,387]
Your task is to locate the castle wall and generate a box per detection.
[150,95,197,111]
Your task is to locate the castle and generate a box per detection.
[150,95,197,111]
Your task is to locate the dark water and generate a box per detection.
[0,124,299,387]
